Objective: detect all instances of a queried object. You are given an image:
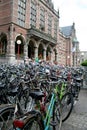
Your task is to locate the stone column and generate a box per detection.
[24,44,28,59]
[55,52,58,62]
[7,24,15,63]
[43,48,46,61]
[50,50,54,63]
[24,36,31,60]
[34,47,38,59]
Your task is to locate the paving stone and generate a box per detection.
[60,89,87,130]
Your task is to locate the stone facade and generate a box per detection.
[0,0,79,66]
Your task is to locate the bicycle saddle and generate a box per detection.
[29,89,44,100]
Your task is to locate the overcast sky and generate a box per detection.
[52,0,87,51]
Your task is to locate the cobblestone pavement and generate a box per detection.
[61,89,87,130]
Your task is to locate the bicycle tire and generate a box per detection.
[0,105,15,130]
[23,117,44,130]
[50,100,62,130]
[60,92,74,122]
[13,111,44,130]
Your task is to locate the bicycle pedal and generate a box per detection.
[50,121,58,126]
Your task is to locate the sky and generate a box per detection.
[52,0,87,51]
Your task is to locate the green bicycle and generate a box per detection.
[13,79,74,130]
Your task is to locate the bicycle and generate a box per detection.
[0,63,74,130]
[0,80,31,130]
[13,79,74,130]
[0,104,15,130]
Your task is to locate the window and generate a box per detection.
[40,7,45,31]
[30,1,37,27]
[0,33,7,55]
[18,0,26,27]
[54,19,58,38]
[48,14,52,35]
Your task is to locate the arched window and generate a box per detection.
[28,40,35,59]
[38,44,44,59]
[46,46,51,61]
[0,32,7,56]
[15,36,24,58]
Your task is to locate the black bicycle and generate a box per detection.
[13,80,74,130]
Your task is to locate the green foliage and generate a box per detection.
[81,60,87,66]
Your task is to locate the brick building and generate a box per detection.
[0,0,79,66]
[60,23,80,66]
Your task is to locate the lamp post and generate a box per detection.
[81,53,84,61]
[72,37,79,67]
[67,55,70,66]
[72,47,76,66]
[17,40,21,64]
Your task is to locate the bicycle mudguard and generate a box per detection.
[0,104,15,113]
[13,110,43,129]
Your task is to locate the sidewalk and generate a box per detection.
[61,89,87,130]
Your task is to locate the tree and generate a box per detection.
[81,60,87,66]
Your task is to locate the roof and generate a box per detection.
[60,26,72,36]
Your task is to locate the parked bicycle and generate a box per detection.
[0,62,83,130]
[13,78,74,130]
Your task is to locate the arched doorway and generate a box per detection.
[28,40,35,59]
[53,48,57,61]
[38,44,44,59]
[15,36,24,59]
[0,32,7,56]
[46,46,51,61]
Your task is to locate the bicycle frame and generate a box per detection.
[54,81,67,100]
[42,81,66,130]
[13,81,67,130]
[44,93,56,130]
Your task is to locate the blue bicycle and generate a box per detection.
[13,80,73,130]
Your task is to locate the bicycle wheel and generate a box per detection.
[24,118,44,130]
[13,111,44,130]
[0,105,15,130]
[50,99,63,130]
[61,92,74,122]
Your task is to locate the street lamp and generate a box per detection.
[72,47,76,66]
[81,52,84,62]
[17,39,21,63]
[67,55,70,66]
[72,37,79,67]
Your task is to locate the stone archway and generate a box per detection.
[53,48,57,62]
[28,40,35,59]
[0,32,7,55]
[38,43,44,59]
[15,35,24,59]
[46,45,51,61]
